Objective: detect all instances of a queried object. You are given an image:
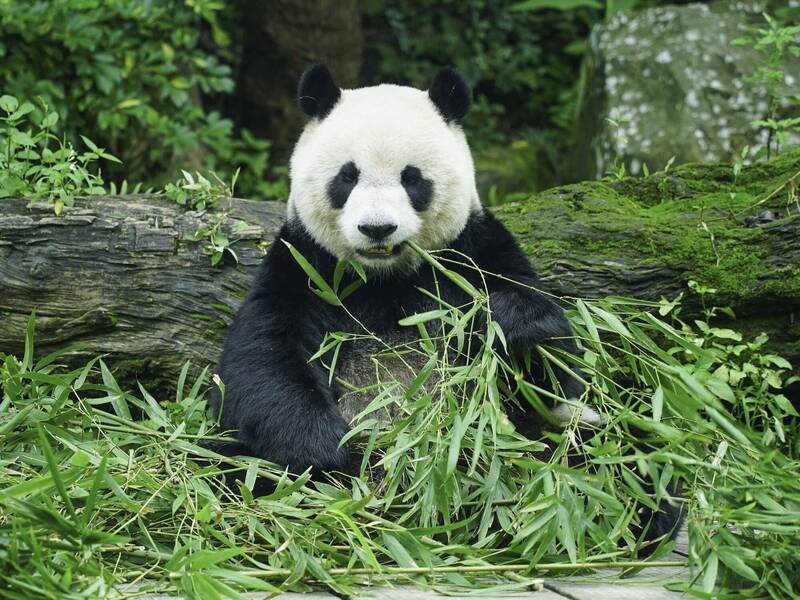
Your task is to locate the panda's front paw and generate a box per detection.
[488,288,572,351]
[246,405,354,476]
[489,288,584,399]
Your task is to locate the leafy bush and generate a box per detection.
[0,94,119,213]
[164,169,238,212]
[0,0,285,199]
[734,13,800,159]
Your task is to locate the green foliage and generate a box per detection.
[365,0,592,153]
[735,13,800,159]
[603,112,630,180]
[2,244,798,597]
[164,168,238,212]
[217,129,289,201]
[511,0,643,17]
[0,94,119,214]
[365,0,682,199]
[0,0,285,199]
[167,168,253,267]
[184,214,244,267]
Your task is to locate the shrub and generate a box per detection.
[0,0,284,199]
[0,94,119,213]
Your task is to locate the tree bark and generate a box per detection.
[0,196,285,389]
[1,154,798,388]
[234,0,363,161]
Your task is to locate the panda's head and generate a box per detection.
[288,65,480,273]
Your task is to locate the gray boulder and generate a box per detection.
[572,0,800,181]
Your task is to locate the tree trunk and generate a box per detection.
[1,152,798,389]
[234,0,363,161]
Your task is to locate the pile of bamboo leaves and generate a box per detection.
[0,247,798,599]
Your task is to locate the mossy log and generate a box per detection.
[1,151,798,387]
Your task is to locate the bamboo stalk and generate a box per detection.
[167,560,687,580]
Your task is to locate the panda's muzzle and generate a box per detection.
[356,222,401,259]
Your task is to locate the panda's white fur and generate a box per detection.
[288,84,481,273]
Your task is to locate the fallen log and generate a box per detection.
[1,150,798,389]
[0,195,285,389]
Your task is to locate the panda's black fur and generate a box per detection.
[212,65,683,555]
[215,208,579,472]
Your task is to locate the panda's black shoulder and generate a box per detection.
[451,209,512,249]
[450,209,533,275]
[247,219,337,300]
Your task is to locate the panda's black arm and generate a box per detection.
[453,210,577,351]
[448,210,583,401]
[213,224,352,475]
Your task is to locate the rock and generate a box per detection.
[573,0,800,181]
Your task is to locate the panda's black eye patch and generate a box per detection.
[401,165,433,212]
[328,161,359,209]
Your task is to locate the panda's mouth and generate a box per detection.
[357,245,402,259]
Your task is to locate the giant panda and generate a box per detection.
[213,65,681,552]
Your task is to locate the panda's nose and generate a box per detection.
[358,223,397,241]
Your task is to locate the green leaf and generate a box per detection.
[0,94,19,113]
[704,375,735,403]
[0,466,81,500]
[116,98,141,110]
[80,135,101,154]
[588,303,633,339]
[244,461,259,491]
[382,532,418,568]
[11,130,34,146]
[349,259,368,283]
[82,456,108,527]
[283,239,340,305]
[36,425,76,519]
[187,548,244,570]
[398,309,448,327]
[22,310,36,371]
[556,503,577,562]
[446,414,465,477]
[332,260,346,292]
[652,386,664,422]
[404,353,438,399]
[702,552,719,593]
[100,150,122,163]
[41,112,59,128]
[9,102,34,120]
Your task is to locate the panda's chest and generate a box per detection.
[334,328,434,425]
[330,291,438,424]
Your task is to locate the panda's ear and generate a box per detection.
[428,67,471,124]
[297,64,341,119]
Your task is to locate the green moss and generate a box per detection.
[190,312,229,338]
[492,148,800,309]
[739,147,800,187]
